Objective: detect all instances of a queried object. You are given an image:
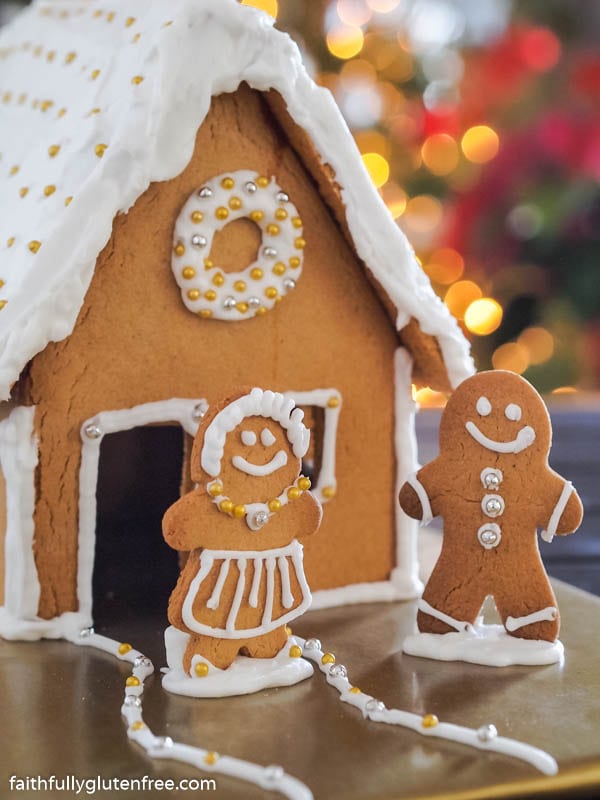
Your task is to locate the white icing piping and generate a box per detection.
[406,474,433,526]
[465,421,536,454]
[78,398,207,622]
[261,428,276,446]
[541,482,573,543]
[67,628,312,800]
[201,389,309,478]
[418,598,474,633]
[281,389,341,505]
[0,0,473,401]
[299,636,558,776]
[232,449,288,476]
[181,541,311,639]
[505,607,557,633]
[0,405,39,619]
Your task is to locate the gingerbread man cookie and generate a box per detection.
[163,388,322,679]
[400,370,583,646]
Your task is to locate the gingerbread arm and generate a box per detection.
[289,490,323,540]
[399,460,440,525]
[540,474,584,543]
[162,489,214,551]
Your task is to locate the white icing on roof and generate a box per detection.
[0,0,473,399]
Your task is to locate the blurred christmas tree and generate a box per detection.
[267,0,600,396]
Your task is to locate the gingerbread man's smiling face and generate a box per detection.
[219,415,300,502]
[439,371,551,463]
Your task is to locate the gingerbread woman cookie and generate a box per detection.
[399,370,583,650]
[163,388,322,688]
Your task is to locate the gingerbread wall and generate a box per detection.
[17,85,400,619]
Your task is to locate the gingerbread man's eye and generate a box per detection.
[505,403,522,421]
[476,396,492,416]
[241,430,257,446]
[261,428,276,446]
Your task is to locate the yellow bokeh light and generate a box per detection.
[425,247,464,285]
[415,387,448,408]
[381,182,407,218]
[464,297,503,335]
[461,125,500,164]
[444,280,482,320]
[403,195,443,234]
[552,386,577,395]
[240,0,278,18]
[326,24,364,60]
[340,58,376,86]
[362,152,390,188]
[492,342,530,374]
[337,0,372,26]
[421,133,459,176]
[367,0,400,12]
[518,327,554,365]
[354,129,390,158]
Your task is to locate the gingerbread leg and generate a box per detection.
[240,626,288,659]
[418,560,486,635]
[183,634,241,673]
[495,575,559,642]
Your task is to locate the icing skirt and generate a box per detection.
[181,540,311,639]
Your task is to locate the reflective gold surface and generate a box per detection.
[1,581,599,799]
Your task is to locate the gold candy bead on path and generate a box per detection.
[421,714,439,729]
[187,289,200,301]
[265,286,278,300]
[268,499,282,513]
[126,676,140,687]
[194,662,209,678]
[229,196,242,210]
[266,223,280,236]
[294,237,306,250]
[285,625,293,636]
[272,263,286,276]
[256,175,269,188]
[190,210,203,223]
[215,206,229,220]
[220,500,234,514]
[349,687,362,695]
[204,752,219,766]
[182,266,195,280]
[234,280,246,292]
[28,240,41,253]
[198,309,212,319]
[221,177,234,190]
[236,302,249,313]
[212,273,225,287]
[291,216,302,228]
[289,645,302,658]
[321,652,335,665]
[232,504,246,519]
[275,208,288,220]
[118,642,132,655]
[208,482,223,497]
[287,487,301,501]
[250,267,263,280]
[174,242,185,256]
[130,721,145,731]
[327,396,340,408]
[289,256,301,269]
[204,289,216,301]
[321,485,336,499]
[297,476,311,491]
[250,210,264,222]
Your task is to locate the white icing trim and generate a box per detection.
[232,449,288,476]
[261,428,276,447]
[476,397,491,416]
[181,541,311,639]
[201,389,309,477]
[505,403,522,421]
[68,629,313,799]
[171,170,304,319]
[465,421,536,453]
[300,636,558,776]
[311,578,418,609]
[406,474,433,525]
[505,607,557,632]
[0,607,89,641]
[418,598,474,633]
[241,430,257,446]
[281,389,341,504]
[542,481,573,543]
[78,398,207,621]
[0,405,39,619]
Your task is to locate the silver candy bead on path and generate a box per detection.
[485,473,500,489]
[247,296,261,308]
[477,724,498,742]
[191,233,207,249]
[134,655,152,668]
[365,699,385,713]
[263,765,284,783]
[262,246,277,258]
[304,638,321,651]
[223,296,236,310]
[198,186,212,198]
[252,510,270,529]
[485,498,503,515]
[153,736,174,749]
[244,181,257,194]
[329,663,347,679]
[282,278,296,292]
[123,695,142,707]
[192,403,206,421]
[79,626,94,637]
[84,424,102,439]
[276,191,289,203]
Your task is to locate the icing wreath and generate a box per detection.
[171,170,305,320]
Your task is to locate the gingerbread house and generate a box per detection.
[0,0,473,641]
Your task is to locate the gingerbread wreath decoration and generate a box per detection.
[399,370,583,665]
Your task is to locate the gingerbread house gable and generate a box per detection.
[0,0,472,399]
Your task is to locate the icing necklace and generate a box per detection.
[207,476,311,531]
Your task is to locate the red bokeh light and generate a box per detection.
[519,27,561,72]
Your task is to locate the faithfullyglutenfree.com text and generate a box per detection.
[8,775,217,795]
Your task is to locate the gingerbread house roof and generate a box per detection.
[0,0,473,400]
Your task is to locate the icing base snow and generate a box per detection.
[162,626,313,698]
[403,624,564,667]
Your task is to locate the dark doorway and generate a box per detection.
[92,425,184,634]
